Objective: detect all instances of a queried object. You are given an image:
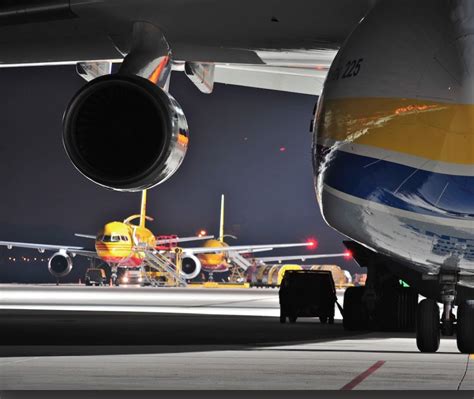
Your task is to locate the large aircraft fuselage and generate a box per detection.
[314,0,474,288]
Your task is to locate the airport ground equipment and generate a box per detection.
[143,250,187,287]
[115,266,142,286]
[228,264,247,284]
[279,270,339,324]
[248,264,352,289]
[309,265,351,287]
[84,268,106,286]
[188,282,250,289]
[227,251,251,272]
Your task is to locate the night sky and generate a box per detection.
[0,66,354,282]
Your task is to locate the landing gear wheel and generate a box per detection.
[416,299,440,353]
[319,316,328,324]
[457,301,474,354]
[379,288,418,332]
[280,311,287,324]
[288,314,297,323]
[396,288,418,331]
[343,286,368,331]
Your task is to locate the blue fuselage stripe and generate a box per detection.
[319,147,474,219]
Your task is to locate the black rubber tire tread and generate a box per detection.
[416,299,440,353]
[343,286,368,331]
[457,301,474,354]
[397,288,418,332]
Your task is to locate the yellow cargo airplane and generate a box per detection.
[181,194,349,279]
[0,191,313,281]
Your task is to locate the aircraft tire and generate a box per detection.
[416,299,440,353]
[343,286,368,331]
[397,288,418,332]
[457,301,474,354]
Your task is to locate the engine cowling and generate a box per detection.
[63,74,189,191]
[48,252,73,278]
[181,254,202,280]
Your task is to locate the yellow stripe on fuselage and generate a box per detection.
[318,98,474,165]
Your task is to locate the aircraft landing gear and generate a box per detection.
[416,273,474,354]
[457,301,474,353]
[416,273,457,353]
[416,299,440,353]
[343,286,368,331]
[440,291,456,337]
[342,261,417,333]
[111,266,118,286]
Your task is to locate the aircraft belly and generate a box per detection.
[321,183,474,273]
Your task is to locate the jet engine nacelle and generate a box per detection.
[181,254,202,280]
[63,74,189,192]
[48,252,73,278]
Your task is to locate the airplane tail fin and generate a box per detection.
[139,190,147,228]
[219,194,225,242]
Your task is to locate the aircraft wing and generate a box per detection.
[0,240,99,258]
[0,1,370,95]
[210,50,336,95]
[75,234,96,240]
[256,253,348,263]
[183,242,311,255]
[156,235,214,245]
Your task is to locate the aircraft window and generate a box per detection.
[102,235,112,242]
[111,235,120,242]
[121,236,128,241]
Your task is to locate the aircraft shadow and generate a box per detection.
[0,309,371,357]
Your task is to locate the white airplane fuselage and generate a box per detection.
[314,0,474,290]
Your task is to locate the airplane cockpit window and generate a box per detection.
[110,234,121,242]
[102,235,112,242]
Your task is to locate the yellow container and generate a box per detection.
[272,264,303,286]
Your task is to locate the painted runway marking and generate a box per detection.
[458,355,471,390]
[340,360,385,390]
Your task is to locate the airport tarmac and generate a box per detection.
[0,284,344,318]
[0,285,472,390]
